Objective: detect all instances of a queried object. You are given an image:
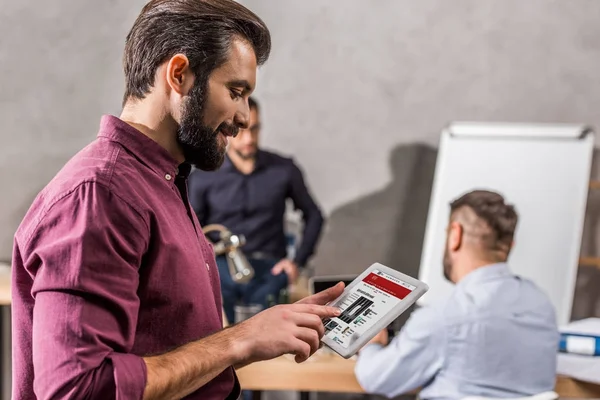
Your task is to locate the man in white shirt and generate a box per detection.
[355,190,559,400]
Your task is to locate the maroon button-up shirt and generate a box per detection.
[12,115,238,399]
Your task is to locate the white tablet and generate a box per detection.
[321,263,429,358]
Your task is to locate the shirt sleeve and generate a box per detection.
[287,161,324,267]
[354,306,445,398]
[24,182,149,400]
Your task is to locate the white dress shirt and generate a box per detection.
[355,263,558,400]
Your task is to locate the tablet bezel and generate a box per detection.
[320,262,429,359]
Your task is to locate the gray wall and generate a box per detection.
[0,0,148,261]
[242,0,600,215]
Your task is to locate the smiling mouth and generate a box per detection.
[219,127,239,138]
[218,131,231,147]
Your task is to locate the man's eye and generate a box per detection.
[230,89,242,99]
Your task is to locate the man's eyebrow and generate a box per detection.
[227,80,252,92]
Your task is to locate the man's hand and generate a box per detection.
[271,259,299,284]
[232,303,338,364]
[367,329,389,347]
[142,283,344,399]
[232,282,345,365]
[295,281,344,306]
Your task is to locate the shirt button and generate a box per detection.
[206,263,210,271]
[165,174,172,181]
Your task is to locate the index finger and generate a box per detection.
[292,303,341,319]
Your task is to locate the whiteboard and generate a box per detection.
[418,122,595,325]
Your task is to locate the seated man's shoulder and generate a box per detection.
[445,273,556,323]
[517,275,550,296]
[426,285,506,326]
[515,276,556,313]
[493,274,556,316]
[407,303,447,331]
[429,288,471,320]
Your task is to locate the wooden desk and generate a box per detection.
[236,352,600,398]
[1,267,598,398]
[0,266,11,400]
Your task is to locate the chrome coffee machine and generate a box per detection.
[202,224,254,284]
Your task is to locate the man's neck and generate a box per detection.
[120,97,184,163]
[453,258,499,283]
[227,150,256,175]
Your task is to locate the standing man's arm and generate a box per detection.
[24,182,342,400]
[354,307,445,398]
[25,183,151,400]
[286,161,324,268]
[143,300,341,400]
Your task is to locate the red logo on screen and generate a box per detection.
[362,272,412,299]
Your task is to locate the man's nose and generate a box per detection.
[234,100,250,129]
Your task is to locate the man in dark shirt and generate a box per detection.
[11,1,342,399]
[189,97,324,324]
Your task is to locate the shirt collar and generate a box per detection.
[221,150,265,173]
[221,154,236,171]
[97,115,189,181]
[456,262,511,289]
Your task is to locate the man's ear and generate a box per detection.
[165,53,195,96]
[448,221,463,251]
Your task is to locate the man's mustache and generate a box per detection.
[217,123,239,138]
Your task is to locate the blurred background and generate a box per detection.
[2,1,600,399]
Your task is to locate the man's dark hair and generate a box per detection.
[450,190,518,253]
[248,96,259,112]
[122,0,271,105]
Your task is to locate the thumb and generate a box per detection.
[297,281,345,305]
[271,264,282,275]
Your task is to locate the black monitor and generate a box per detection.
[308,274,358,295]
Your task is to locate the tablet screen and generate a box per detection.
[322,269,416,349]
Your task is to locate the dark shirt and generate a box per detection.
[12,115,238,399]
[188,150,324,267]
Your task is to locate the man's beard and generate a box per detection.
[176,81,238,171]
[442,247,453,283]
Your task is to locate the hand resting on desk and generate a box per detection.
[367,329,389,347]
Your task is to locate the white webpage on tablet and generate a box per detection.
[320,263,428,358]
